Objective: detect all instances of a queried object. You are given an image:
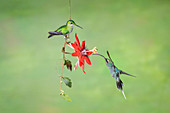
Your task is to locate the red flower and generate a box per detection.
[68,33,97,74]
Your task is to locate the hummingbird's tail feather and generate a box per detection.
[48,32,63,38]
[121,90,126,99]
[48,34,53,38]
[116,79,126,99]
[120,71,136,77]
[116,79,124,90]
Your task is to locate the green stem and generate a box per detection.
[60,39,67,93]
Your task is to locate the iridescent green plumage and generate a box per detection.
[48,20,82,38]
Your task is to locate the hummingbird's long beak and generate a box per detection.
[93,54,108,63]
[75,24,83,29]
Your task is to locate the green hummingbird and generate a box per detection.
[48,20,83,39]
[94,51,135,99]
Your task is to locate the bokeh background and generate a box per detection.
[0,0,170,113]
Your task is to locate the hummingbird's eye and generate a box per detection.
[70,22,72,24]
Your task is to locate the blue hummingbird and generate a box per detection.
[94,51,135,99]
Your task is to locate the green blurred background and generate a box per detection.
[0,0,170,113]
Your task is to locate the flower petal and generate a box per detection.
[68,43,74,49]
[75,33,80,47]
[79,55,84,67]
[81,41,85,49]
[74,42,80,50]
[70,43,79,51]
[82,65,86,74]
[84,56,91,65]
[71,52,80,56]
[74,61,79,70]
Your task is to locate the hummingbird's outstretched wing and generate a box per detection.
[106,51,115,67]
[120,71,136,77]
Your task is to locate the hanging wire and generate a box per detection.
[69,0,71,20]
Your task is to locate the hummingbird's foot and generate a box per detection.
[64,34,70,39]
[67,36,70,39]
